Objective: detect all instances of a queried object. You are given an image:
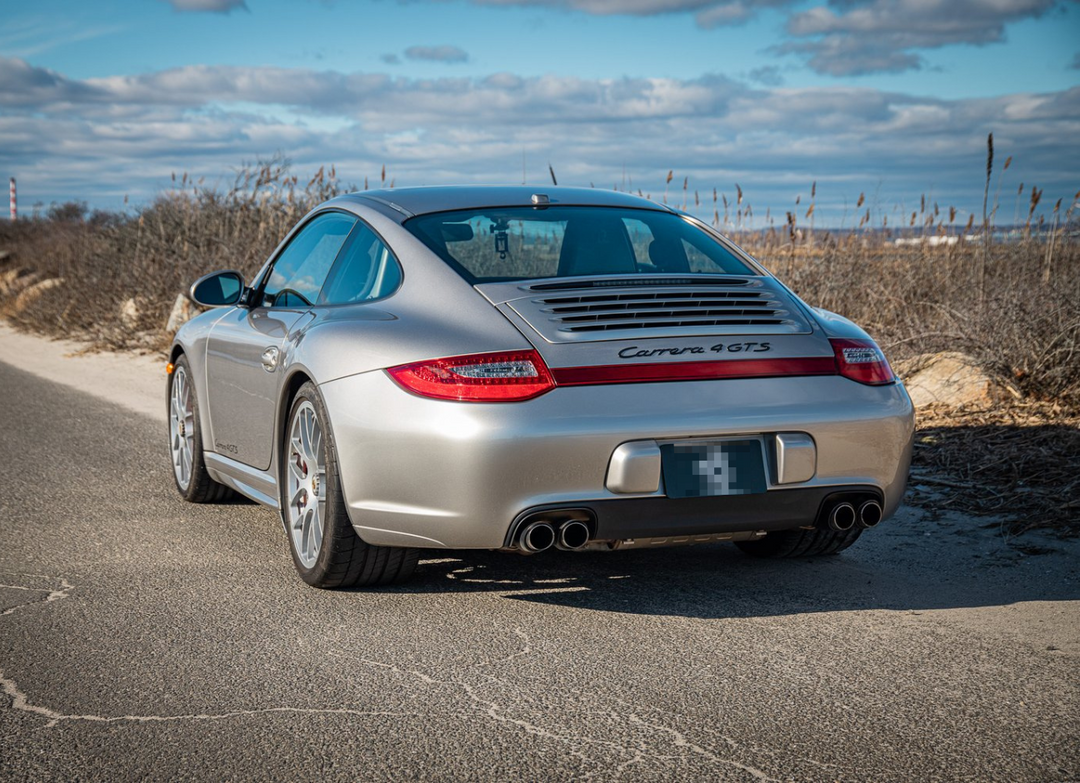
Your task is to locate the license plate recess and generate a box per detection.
[660,439,768,499]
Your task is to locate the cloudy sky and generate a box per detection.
[2,0,1078,226]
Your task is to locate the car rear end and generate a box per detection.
[321,192,914,552]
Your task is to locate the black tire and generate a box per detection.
[168,354,233,503]
[281,382,419,589]
[734,526,862,558]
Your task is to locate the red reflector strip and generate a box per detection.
[551,357,838,386]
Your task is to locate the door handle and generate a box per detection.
[261,346,280,372]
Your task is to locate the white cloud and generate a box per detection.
[468,0,799,25]
[1,55,1077,223]
[746,65,784,86]
[404,45,470,63]
[162,0,248,12]
[452,0,1077,74]
[780,0,1075,75]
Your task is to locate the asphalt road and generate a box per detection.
[1,358,1078,782]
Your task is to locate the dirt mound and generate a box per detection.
[897,352,1021,408]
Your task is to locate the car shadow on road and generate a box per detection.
[388,536,1080,620]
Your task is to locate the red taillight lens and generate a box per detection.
[387,350,556,402]
[830,338,896,385]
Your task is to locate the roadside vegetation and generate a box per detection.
[1,153,1077,533]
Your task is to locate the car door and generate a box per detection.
[205,211,357,470]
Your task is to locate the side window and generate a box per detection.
[261,212,356,307]
[621,218,656,269]
[319,224,402,305]
[682,239,717,273]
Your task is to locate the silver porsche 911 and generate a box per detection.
[168,186,914,589]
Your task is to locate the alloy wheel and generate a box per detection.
[169,365,195,490]
[286,401,327,569]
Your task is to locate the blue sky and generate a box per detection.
[2,0,1078,226]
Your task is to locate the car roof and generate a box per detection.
[334,185,675,219]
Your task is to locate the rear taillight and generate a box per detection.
[387,350,556,402]
[830,338,895,385]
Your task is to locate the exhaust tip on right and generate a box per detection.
[858,500,883,529]
[557,520,590,551]
[827,502,857,532]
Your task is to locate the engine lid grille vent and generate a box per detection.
[527,277,751,291]
[507,281,813,342]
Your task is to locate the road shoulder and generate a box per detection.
[0,322,165,423]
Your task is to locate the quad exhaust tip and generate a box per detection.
[827,502,857,532]
[556,520,590,551]
[519,521,556,553]
[858,500,883,529]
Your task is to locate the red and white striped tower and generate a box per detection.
[8,178,15,222]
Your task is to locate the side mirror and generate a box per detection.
[190,270,246,308]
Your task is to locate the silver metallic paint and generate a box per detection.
[773,432,817,485]
[605,441,662,494]
[204,308,313,470]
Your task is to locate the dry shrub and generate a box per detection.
[0,157,345,348]
[747,235,1080,406]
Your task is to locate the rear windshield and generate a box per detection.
[403,206,757,283]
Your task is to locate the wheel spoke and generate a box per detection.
[301,411,316,466]
[310,507,323,555]
[292,434,307,470]
[297,412,309,462]
[311,425,323,469]
[302,508,315,557]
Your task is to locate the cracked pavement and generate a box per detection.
[0,356,1078,781]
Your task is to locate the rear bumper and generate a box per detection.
[318,371,914,549]
[508,485,882,545]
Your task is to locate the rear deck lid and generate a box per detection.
[475,275,831,372]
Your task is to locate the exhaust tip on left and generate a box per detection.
[827,502,857,532]
[518,521,555,554]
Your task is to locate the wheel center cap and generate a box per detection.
[178,421,185,436]
[311,475,320,496]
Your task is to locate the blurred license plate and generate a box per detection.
[661,439,768,498]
